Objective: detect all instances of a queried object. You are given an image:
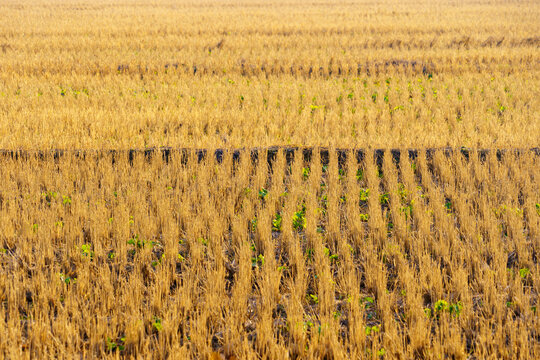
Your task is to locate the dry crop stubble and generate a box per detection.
[0,149,539,358]
[0,0,539,149]
[0,0,540,358]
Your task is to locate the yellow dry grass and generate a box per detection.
[1,150,539,359]
[0,0,539,359]
[0,0,539,149]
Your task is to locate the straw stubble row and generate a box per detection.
[0,149,538,358]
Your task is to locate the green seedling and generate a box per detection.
[400,204,413,220]
[58,273,76,285]
[272,213,282,231]
[444,200,452,212]
[152,317,163,332]
[323,247,330,256]
[448,302,463,316]
[431,299,462,317]
[304,320,314,330]
[152,254,165,268]
[251,254,265,268]
[41,191,58,205]
[434,299,448,312]
[127,234,157,249]
[365,325,380,335]
[127,234,143,248]
[292,205,306,231]
[106,337,125,352]
[80,244,94,259]
[251,217,258,231]
[362,296,374,308]
[360,188,370,202]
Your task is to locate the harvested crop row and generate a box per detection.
[1,0,539,150]
[1,149,538,358]
[0,74,538,149]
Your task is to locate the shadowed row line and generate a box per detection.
[1,147,538,168]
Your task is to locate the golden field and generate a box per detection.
[1,150,539,359]
[0,0,539,149]
[0,0,539,359]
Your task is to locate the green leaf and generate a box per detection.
[272,213,282,231]
[359,188,370,201]
[62,195,72,205]
[519,268,530,278]
[434,299,448,312]
[258,188,268,199]
[106,337,117,351]
[152,317,163,332]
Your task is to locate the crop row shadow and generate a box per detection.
[1,147,538,170]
